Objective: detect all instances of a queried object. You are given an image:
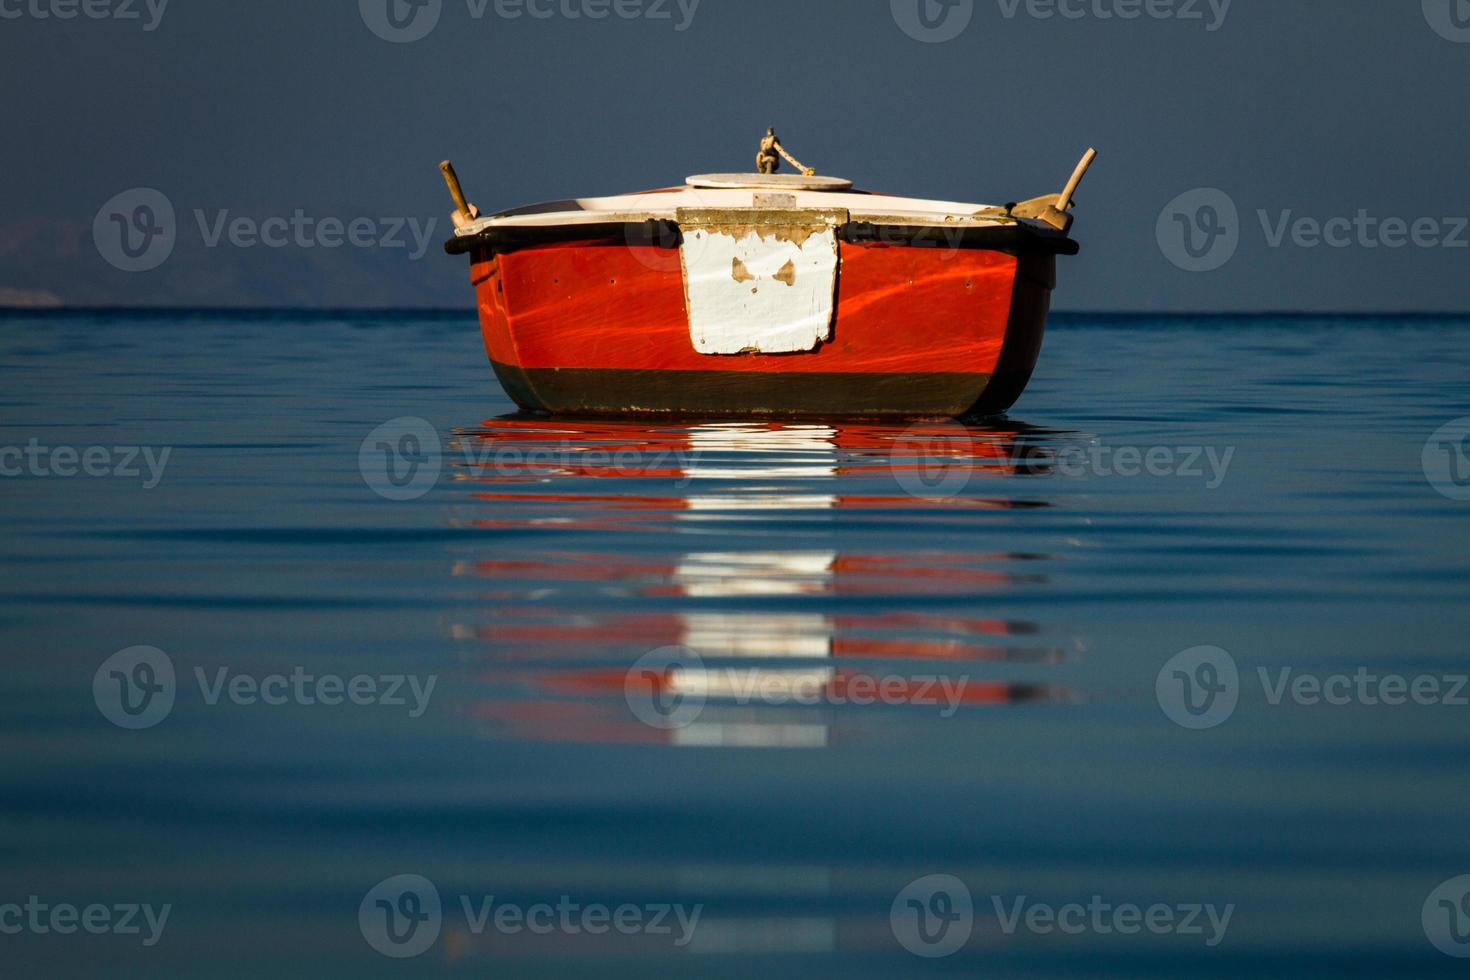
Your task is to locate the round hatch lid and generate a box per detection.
[686,173,854,191]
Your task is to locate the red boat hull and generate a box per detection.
[464,236,1057,418]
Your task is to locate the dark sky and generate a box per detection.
[3,0,1468,310]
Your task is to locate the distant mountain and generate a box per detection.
[0,213,470,308]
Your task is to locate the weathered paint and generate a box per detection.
[681,226,839,355]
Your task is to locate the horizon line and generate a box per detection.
[2,307,1468,320]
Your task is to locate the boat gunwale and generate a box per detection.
[443,217,1079,257]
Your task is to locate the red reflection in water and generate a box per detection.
[448,417,1076,746]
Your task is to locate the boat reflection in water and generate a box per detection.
[447,417,1081,747]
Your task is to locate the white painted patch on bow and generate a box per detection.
[680,227,838,355]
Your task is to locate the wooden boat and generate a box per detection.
[441,134,1095,419]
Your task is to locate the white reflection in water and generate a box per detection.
[680,423,841,511]
[683,493,839,511]
[679,423,840,481]
[673,723,829,749]
[673,551,838,597]
[672,550,838,747]
[681,612,834,658]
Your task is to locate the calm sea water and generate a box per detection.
[2,311,1468,978]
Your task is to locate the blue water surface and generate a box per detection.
[1,311,1468,978]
